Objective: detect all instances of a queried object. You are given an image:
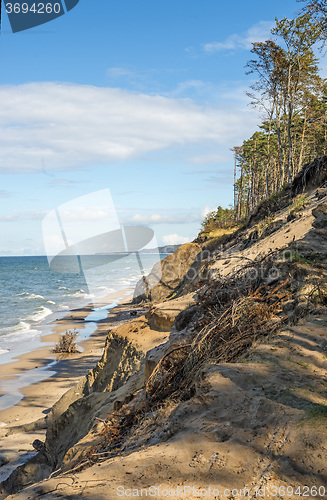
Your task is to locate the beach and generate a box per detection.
[0,288,144,482]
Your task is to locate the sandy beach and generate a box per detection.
[0,288,145,482]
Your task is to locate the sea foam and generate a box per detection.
[27,306,53,323]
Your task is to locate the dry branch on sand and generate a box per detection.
[52,330,80,355]
[146,261,293,403]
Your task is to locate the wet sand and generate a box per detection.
[0,288,144,426]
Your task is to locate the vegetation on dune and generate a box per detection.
[201,206,236,234]
[203,1,327,230]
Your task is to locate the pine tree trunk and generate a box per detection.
[298,109,307,172]
[287,100,294,183]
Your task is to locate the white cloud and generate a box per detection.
[201,205,215,219]
[203,21,274,53]
[58,207,111,222]
[162,233,190,245]
[131,213,191,224]
[0,82,259,173]
[0,215,18,221]
[0,249,13,255]
[0,207,109,223]
[107,66,136,78]
[0,209,47,222]
[170,79,214,96]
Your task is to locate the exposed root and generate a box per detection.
[146,264,292,404]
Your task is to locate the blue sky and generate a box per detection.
[0,0,309,254]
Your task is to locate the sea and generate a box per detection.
[0,253,162,363]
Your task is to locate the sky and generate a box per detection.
[0,0,311,255]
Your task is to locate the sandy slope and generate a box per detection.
[6,315,327,499]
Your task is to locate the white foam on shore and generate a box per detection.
[0,321,40,345]
[0,360,57,412]
[68,289,90,300]
[26,306,53,322]
[96,286,114,292]
[0,286,136,413]
[0,255,164,393]
[2,320,35,337]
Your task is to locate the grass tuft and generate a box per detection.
[289,194,308,214]
[306,404,327,420]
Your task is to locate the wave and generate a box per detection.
[16,320,31,331]
[28,294,45,300]
[26,306,53,323]
[46,300,56,305]
[69,289,90,298]
[117,278,137,287]
[0,321,40,345]
[17,292,45,300]
[27,294,45,300]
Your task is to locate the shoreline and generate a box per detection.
[0,287,139,420]
[0,287,132,370]
[0,287,148,483]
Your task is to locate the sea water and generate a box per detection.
[0,253,162,360]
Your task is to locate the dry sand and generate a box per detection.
[5,314,327,500]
